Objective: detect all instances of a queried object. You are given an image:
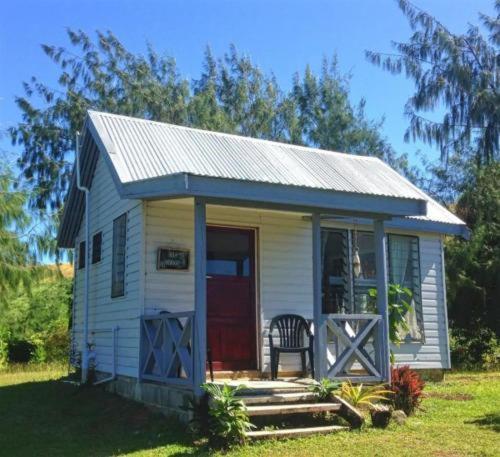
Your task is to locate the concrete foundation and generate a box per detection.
[104,374,195,423]
[414,368,445,382]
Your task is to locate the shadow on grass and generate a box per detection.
[0,379,211,457]
[466,413,500,433]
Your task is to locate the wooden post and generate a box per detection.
[373,219,391,383]
[193,198,207,395]
[312,212,325,380]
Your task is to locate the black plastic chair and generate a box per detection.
[268,314,314,380]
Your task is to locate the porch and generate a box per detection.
[138,198,394,395]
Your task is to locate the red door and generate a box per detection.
[207,226,257,371]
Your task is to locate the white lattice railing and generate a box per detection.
[325,313,385,383]
[139,311,194,387]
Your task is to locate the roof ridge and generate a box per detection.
[87,110,383,163]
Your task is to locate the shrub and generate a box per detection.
[450,328,499,370]
[7,340,36,363]
[42,325,70,362]
[0,333,8,368]
[201,383,254,448]
[310,378,340,401]
[389,365,425,415]
[339,380,392,408]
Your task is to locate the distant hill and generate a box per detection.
[47,263,74,279]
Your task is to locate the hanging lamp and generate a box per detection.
[353,220,362,278]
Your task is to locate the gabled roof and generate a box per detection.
[57,110,467,248]
[89,111,428,199]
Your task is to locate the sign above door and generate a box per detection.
[157,247,190,271]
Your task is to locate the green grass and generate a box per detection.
[0,366,498,457]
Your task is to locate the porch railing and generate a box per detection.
[139,311,195,387]
[325,313,385,383]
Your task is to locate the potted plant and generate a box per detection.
[370,404,392,428]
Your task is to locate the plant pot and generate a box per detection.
[370,406,392,428]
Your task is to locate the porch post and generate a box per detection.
[373,219,391,382]
[312,212,325,380]
[193,198,207,395]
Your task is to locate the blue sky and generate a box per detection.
[0,0,494,168]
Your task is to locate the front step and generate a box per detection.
[239,392,317,405]
[234,385,313,396]
[246,425,349,440]
[246,402,341,417]
[235,388,364,440]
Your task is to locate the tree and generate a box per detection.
[445,162,500,334]
[0,166,38,303]
[10,30,412,215]
[366,0,499,166]
[367,1,500,367]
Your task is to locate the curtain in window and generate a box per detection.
[388,235,423,341]
[321,229,350,313]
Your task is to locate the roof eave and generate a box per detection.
[321,215,469,238]
[389,218,470,239]
[122,173,427,218]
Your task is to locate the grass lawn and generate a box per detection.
[0,365,498,457]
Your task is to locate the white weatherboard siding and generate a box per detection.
[73,172,450,378]
[73,154,143,378]
[144,200,314,373]
[392,235,450,369]
[143,200,450,374]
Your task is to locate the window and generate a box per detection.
[92,232,102,264]
[207,229,251,277]
[78,241,86,269]
[388,234,423,342]
[320,228,424,341]
[321,229,350,313]
[352,232,377,313]
[111,214,127,298]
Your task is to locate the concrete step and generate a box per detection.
[246,402,341,417]
[246,425,349,440]
[239,392,317,405]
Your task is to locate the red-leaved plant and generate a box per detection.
[389,365,425,415]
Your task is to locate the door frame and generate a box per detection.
[206,223,261,372]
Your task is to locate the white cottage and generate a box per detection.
[58,110,467,418]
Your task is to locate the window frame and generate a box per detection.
[91,231,102,265]
[78,241,86,270]
[387,233,424,343]
[111,213,127,298]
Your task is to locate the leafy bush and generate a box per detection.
[309,378,340,401]
[0,274,71,364]
[339,380,392,408]
[389,365,425,416]
[42,325,70,362]
[450,328,499,371]
[7,340,36,363]
[0,330,8,368]
[201,383,254,448]
[368,283,413,363]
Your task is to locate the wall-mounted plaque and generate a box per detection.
[157,247,190,271]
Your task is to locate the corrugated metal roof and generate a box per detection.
[88,111,426,200]
[86,110,465,229]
